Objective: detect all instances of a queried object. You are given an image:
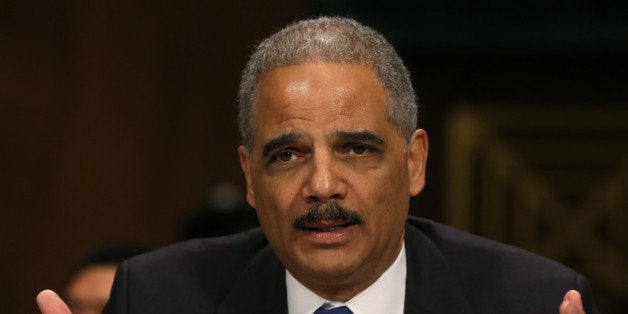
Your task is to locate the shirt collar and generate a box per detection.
[286,243,407,314]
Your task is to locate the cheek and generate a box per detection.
[362,158,409,198]
[353,158,410,222]
[253,179,295,220]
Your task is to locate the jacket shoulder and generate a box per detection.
[109,227,269,313]
[405,217,596,313]
[130,226,268,271]
[406,216,575,272]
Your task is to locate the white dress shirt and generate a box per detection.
[286,243,406,314]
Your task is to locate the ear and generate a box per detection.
[238,145,256,208]
[406,129,428,196]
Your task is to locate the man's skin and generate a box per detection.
[561,290,589,314]
[37,290,71,314]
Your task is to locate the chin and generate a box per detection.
[300,253,361,278]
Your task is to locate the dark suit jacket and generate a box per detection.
[103,216,600,313]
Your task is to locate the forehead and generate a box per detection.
[251,62,392,143]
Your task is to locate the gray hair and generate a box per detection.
[237,16,418,148]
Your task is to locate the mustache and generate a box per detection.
[293,202,363,229]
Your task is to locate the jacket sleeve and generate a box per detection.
[102,260,129,314]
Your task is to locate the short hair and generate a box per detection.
[237,16,418,149]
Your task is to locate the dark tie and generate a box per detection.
[313,305,353,314]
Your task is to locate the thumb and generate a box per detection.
[559,290,585,314]
[36,290,71,314]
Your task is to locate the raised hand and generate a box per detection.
[559,290,586,314]
[36,290,71,314]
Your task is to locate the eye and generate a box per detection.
[275,150,296,162]
[347,144,377,156]
[351,145,368,155]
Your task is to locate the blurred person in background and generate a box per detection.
[62,244,150,314]
[179,183,258,240]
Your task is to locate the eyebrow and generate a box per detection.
[261,132,304,158]
[333,130,384,144]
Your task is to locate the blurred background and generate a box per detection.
[1,0,626,312]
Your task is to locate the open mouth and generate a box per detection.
[302,222,354,232]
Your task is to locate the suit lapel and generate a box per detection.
[404,223,475,314]
[216,221,475,314]
[215,245,288,314]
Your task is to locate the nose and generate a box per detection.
[301,152,347,204]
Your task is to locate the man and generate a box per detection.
[38,16,598,313]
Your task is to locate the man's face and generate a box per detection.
[238,62,427,299]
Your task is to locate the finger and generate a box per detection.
[36,290,71,314]
[559,290,585,314]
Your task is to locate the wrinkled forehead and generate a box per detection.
[248,63,398,152]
